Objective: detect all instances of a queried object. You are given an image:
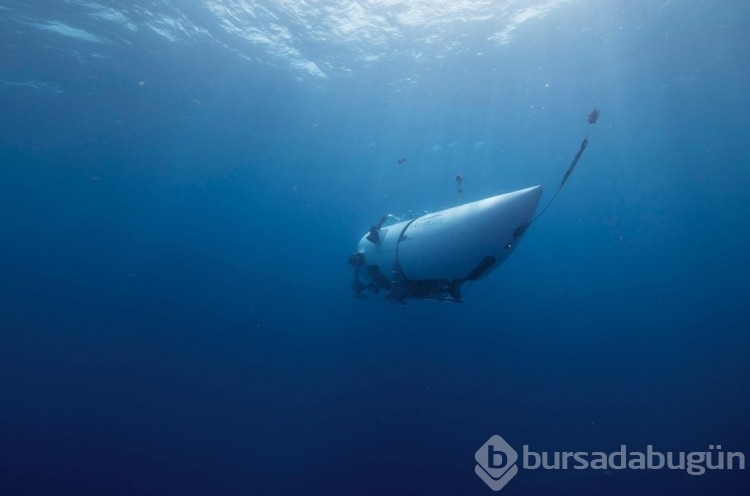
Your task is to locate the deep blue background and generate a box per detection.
[1,1,749,494]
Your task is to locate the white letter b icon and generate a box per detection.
[475,435,519,491]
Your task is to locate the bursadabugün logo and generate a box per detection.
[476,435,745,491]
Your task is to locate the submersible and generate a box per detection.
[348,186,543,303]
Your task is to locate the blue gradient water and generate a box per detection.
[1,1,748,494]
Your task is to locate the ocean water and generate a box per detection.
[1,1,749,495]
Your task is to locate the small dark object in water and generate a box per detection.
[456,173,463,193]
[587,107,600,124]
[397,158,407,164]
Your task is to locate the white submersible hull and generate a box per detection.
[348,185,543,302]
